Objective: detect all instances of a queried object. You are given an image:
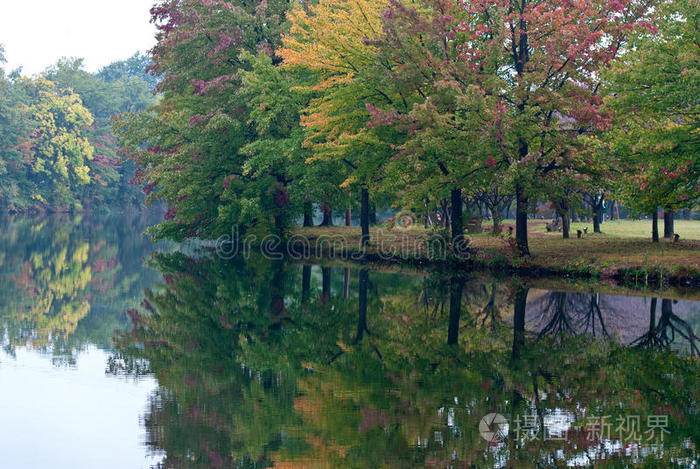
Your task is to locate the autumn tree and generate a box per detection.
[114,0,294,240]
[372,0,657,255]
[16,78,95,211]
[45,57,156,208]
[279,0,407,246]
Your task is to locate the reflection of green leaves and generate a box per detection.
[115,256,699,468]
[0,212,163,356]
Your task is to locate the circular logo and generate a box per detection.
[479,413,507,444]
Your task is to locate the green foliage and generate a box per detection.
[105,0,695,249]
[45,57,157,208]
[16,77,95,210]
[0,63,30,211]
[0,54,156,213]
[113,0,295,240]
[97,52,160,89]
[604,0,700,213]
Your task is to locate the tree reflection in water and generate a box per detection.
[0,211,163,361]
[112,252,699,468]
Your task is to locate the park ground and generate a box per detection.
[294,219,700,288]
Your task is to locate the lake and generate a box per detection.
[0,213,698,468]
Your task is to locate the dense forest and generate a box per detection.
[0,50,156,213]
[109,0,698,256]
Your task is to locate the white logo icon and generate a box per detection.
[479,413,508,443]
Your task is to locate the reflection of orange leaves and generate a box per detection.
[305,435,325,448]
[305,434,347,457]
[90,240,106,255]
[91,257,116,273]
[13,262,38,296]
[294,396,319,418]
[273,460,323,469]
[271,435,347,468]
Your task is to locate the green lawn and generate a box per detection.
[517,218,700,240]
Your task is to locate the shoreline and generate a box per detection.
[285,245,700,292]
[283,225,700,292]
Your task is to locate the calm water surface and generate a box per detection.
[1,213,698,468]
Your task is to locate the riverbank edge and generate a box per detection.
[282,243,700,292]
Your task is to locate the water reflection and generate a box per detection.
[114,252,699,468]
[0,212,167,469]
[0,211,164,360]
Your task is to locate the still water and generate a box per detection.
[0,213,698,468]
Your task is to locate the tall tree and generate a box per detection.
[279,0,406,246]
[115,0,292,240]
[606,0,699,240]
[46,57,156,208]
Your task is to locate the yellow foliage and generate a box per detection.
[279,0,385,76]
[280,0,387,163]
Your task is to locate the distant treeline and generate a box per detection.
[0,51,157,213]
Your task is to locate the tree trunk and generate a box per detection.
[558,200,570,239]
[661,298,672,322]
[451,188,466,255]
[301,265,311,304]
[320,203,333,226]
[303,201,314,227]
[663,208,674,238]
[354,269,369,344]
[369,204,377,226]
[274,214,284,237]
[652,210,659,242]
[439,199,450,228]
[447,277,464,345]
[512,286,528,360]
[515,183,530,256]
[343,268,350,298]
[270,262,286,315]
[593,207,601,233]
[492,213,502,235]
[561,212,570,239]
[345,208,352,226]
[361,187,370,247]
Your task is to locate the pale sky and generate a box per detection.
[0,0,157,76]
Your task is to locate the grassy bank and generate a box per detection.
[293,219,700,288]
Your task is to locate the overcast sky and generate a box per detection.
[0,0,156,76]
